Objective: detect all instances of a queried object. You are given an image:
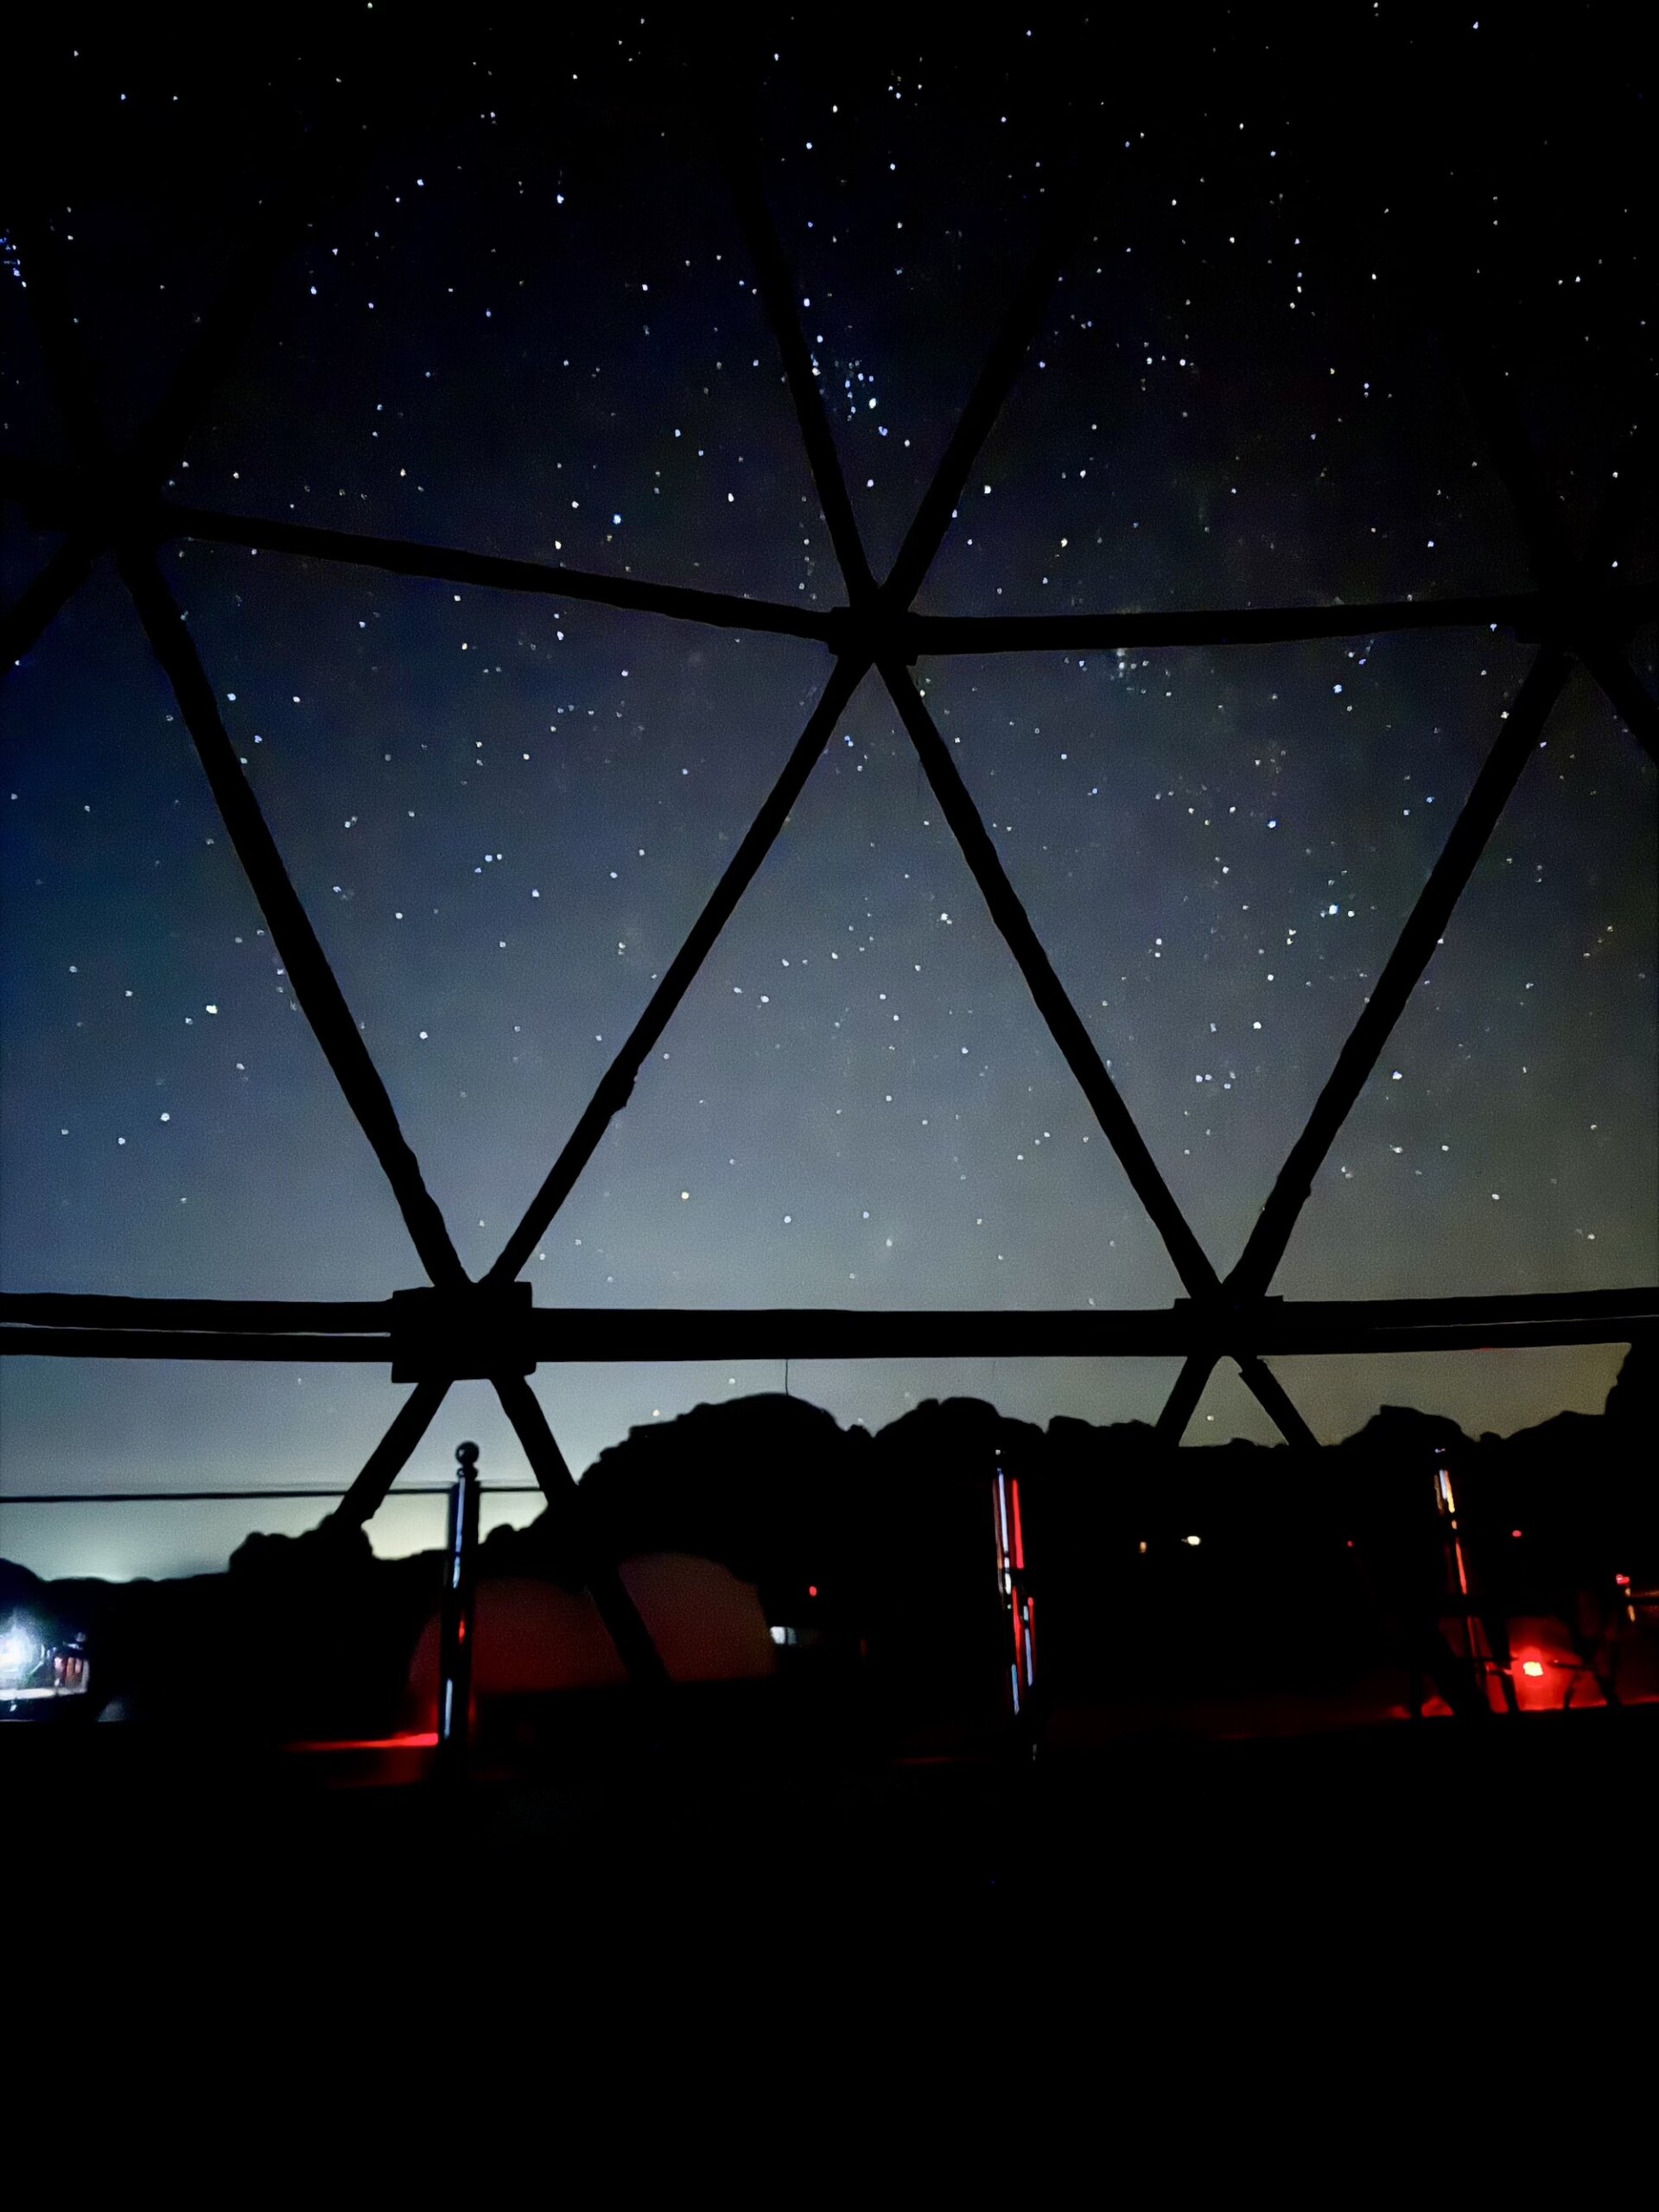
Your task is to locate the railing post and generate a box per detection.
[437,1440,480,1779]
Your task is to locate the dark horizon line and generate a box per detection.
[2,1348,1648,1509]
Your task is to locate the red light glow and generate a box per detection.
[807,1585,818,1599]
[286,1731,440,1752]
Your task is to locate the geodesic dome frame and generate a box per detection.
[3,56,1656,1683]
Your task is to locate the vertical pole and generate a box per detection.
[438,1440,480,1779]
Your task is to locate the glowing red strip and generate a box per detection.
[284,1732,440,1752]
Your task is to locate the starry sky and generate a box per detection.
[2,7,1655,1578]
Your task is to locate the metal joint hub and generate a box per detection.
[390,1281,536,1382]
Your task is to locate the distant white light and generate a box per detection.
[0,1620,40,1680]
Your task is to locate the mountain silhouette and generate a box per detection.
[4,1351,1652,1741]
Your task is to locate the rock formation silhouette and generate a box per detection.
[5,1350,1651,1740]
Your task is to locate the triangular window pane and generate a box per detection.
[924,627,1525,1274]
[1278,665,1658,1300]
[176,543,830,1279]
[919,141,1531,620]
[1178,1358,1287,1447]
[0,566,419,1299]
[185,105,830,603]
[548,673,1185,1308]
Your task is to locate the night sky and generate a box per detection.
[3,8,1655,1578]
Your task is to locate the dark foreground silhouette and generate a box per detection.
[3,1347,1653,1745]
